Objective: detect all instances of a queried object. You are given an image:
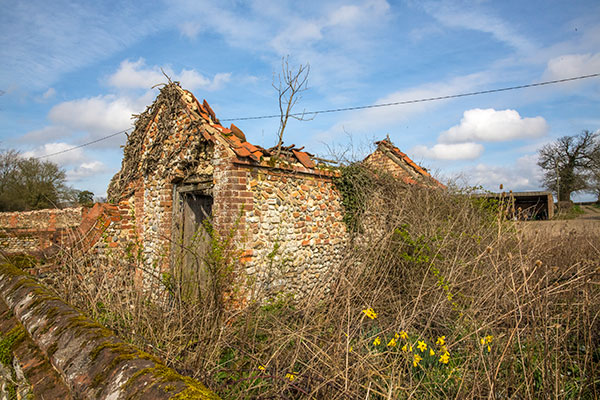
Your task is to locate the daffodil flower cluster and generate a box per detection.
[285,373,297,381]
[480,335,493,353]
[387,332,400,347]
[361,310,451,367]
[413,353,422,367]
[362,307,378,320]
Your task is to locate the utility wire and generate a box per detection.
[34,72,600,159]
[221,73,600,121]
[34,128,132,160]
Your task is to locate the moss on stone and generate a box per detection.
[0,325,26,366]
[4,254,38,269]
[122,364,220,400]
[89,341,163,389]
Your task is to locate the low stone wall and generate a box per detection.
[0,204,129,262]
[0,207,82,257]
[0,262,220,399]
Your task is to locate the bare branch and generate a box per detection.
[273,57,311,157]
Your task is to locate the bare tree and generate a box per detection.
[272,57,311,157]
[537,130,600,202]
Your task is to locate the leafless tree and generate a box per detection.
[272,57,312,157]
[537,130,600,201]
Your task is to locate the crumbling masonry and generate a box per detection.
[0,83,441,302]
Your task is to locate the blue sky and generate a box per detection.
[1,0,599,199]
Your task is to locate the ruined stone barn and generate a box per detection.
[364,138,445,188]
[0,82,442,299]
[103,83,446,298]
[106,83,349,297]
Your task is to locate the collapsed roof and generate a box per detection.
[108,82,442,200]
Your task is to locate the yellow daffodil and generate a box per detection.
[362,308,378,319]
[480,337,485,345]
[436,336,445,346]
[373,336,381,346]
[413,353,422,367]
[429,348,435,356]
[285,373,296,381]
[394,333,400,339]
[399,330,408,340]
[440,345,448,354]
[485,335,493,344]
[409,345,413,352]
[401,344,408,352]
[417,340,427,352]
[439,352,450,364]
[487,345,491,353]
[258,365,266,371]
[387,337,397,347]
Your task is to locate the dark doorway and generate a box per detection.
[177,192,213,298]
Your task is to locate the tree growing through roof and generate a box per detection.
[0,149,82,211]
[537,130,600,202]
[272,57,312,157]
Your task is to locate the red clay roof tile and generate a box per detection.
[178,86,324,172]
[233,146,251,158]
[203,100,217,122]
[292,150,316,169]
[242,142,259,153]
[230,124,246,141]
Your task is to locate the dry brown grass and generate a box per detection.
[45,176,599,399]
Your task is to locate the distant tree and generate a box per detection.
[0,149,73,211]
[537,130,600,202]
[77,190,94,206]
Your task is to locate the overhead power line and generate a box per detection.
[33,72,600,159]
[221,73,600,121]
[34,129,132,160]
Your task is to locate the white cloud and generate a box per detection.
[328,0,389,27]
[178,70,232,91]
[42,87,56,99]
[20,126,70,143]
[48,95,136,135]
[543,52,600,80]
[467,154,544,192]
[423,2,535,53]
[0,1,165,89]
[108,59,231,91]
[21,89,154,147]
[439,108,548,143]
[66,161,107,181]
[412,142,484,161]
[108,59,164,90]
[179,21,202,39]
[319,72,490,138]
[172,0,392,89]
[22,142,85,166]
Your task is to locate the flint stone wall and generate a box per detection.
[240,166,347,296]
[0,208,82,255]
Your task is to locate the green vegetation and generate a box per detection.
[46,172,599,398]
[556,204,586,219]
[0,326,26,367]
[0,326,27,400]
[537,129,600,202]
[0,148,92,211]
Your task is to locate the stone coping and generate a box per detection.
[0,262,220,399]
